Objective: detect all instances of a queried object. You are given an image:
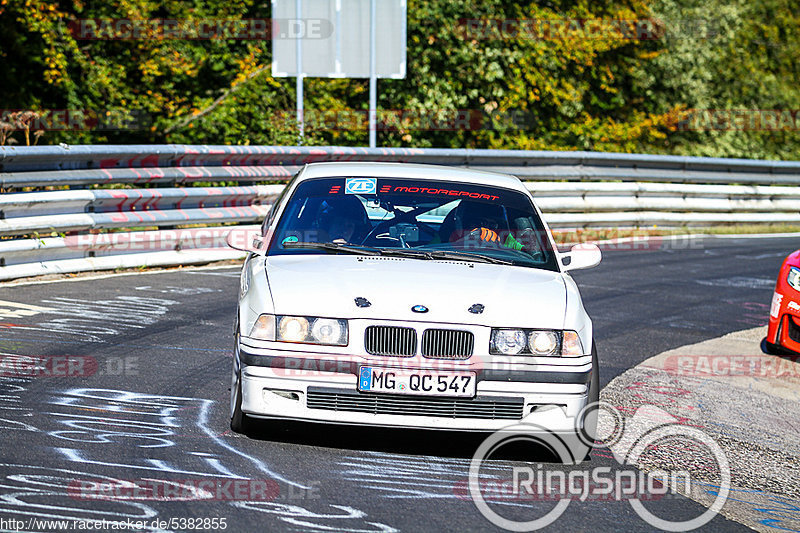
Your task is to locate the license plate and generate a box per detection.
[358,366,476,398]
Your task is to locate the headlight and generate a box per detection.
[278,316,309,342]
[311,318,344,344]
[490,329,585,357]
[491,329,527,355]
[528,330,559,356]
[276,315,348,346]
[788,267,800,292]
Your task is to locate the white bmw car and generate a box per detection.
[229,162,601,457]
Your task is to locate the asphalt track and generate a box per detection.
[0,234,795,532]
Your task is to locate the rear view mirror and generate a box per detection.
[561,243,601,271]
[226,228,267,255]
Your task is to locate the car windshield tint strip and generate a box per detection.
[267,176,558,272]
[323,178,527,207]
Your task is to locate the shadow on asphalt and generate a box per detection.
[240,419,601,465]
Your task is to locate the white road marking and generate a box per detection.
[0,300,56,319]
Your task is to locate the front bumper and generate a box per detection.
[768,288,800,355]
[238,342,593,432]
[772,314,800,354]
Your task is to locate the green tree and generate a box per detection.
[1,0,798,159]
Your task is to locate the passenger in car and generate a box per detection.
[437,200,530,251]
[317,197,371,243]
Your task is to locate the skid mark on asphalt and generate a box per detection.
[49,389,300,485]
[0,377,165,530]
[186,271,241,278]
[0,386,398,532]
[134,285,221,295]
[232,502,400,533]
[0,276,399,530]
[0,375,35,432]
[734,252,791,260]
[0,295,181,342]
[35,296,179,341]
[194,395,306,489]
[695,277,775,289]
[0,463,163,530]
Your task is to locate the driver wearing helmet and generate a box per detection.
[456,202,528,251]
[318,197,369,244]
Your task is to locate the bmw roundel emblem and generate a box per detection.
[411,305,429,313]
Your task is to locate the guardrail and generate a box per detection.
[1,144,799,281]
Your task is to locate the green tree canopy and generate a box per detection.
[1,0,798,158]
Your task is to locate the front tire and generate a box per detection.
[230,337,252,434]
[571,343,600,462]
[762,337,782,355]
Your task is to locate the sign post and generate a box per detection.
[295,0,304,140]
[368,0,377,148]
[272,0,406,147]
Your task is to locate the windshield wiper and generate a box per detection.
[377,246,515,265]
[374,248,434,260]
[282,242,514,265]
[426,250,515,265]
[282,241,382,256]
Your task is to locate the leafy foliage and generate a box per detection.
[1,0,798,158]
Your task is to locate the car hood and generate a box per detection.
[264,254,567,328]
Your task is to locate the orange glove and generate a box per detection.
[470,227,500,242]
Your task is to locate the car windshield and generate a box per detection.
[267,176,559,271]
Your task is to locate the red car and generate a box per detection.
[765,249,800,355]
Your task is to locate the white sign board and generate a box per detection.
[272,0,406,79]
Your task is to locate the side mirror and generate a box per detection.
[226,228,267,255]
[561,243,601,271]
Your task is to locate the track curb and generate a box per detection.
[600,326,800,532]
